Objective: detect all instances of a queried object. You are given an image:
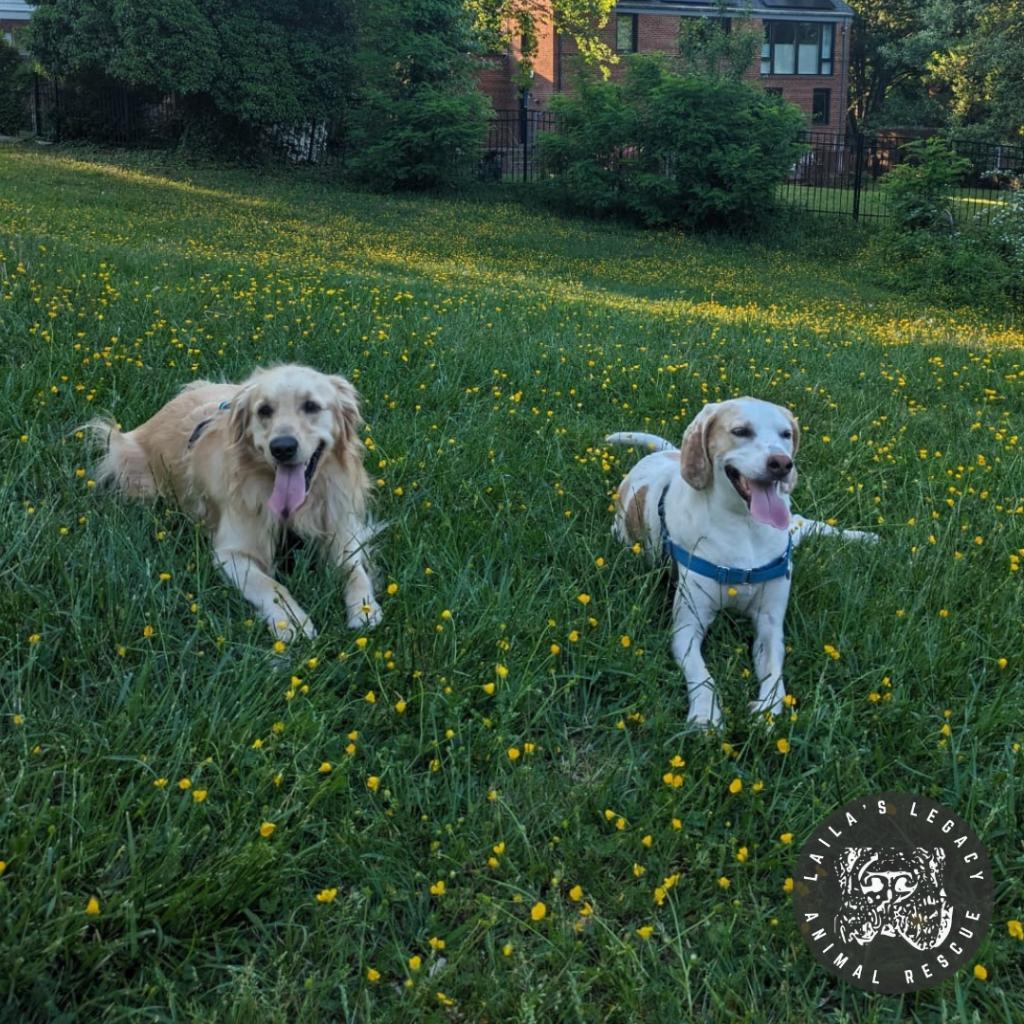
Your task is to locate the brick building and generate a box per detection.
[480,0,854,134]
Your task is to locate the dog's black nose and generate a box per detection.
[766,454,793,478]
[269,435,299,463]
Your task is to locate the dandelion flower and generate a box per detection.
[530,901,547,921]
[259,822,276,838]
[366,967,381,983]
[85,897,101,916]
[973,964,988,981]
[315,888,337,903]
[728,778,743,795]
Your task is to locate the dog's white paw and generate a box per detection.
[846,529,880,544]
[686,692,723,731]
[347,598,383,631]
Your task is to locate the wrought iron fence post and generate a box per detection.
[519,88,530,183]
[851,131,865,221]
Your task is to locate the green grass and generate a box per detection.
[1,144,1023,1023]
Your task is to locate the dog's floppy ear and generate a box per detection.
[680,402,720,490]
[229,385,254,446]
[330,375,363,460]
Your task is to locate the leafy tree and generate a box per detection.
[846,0,931,126]
[928,0,1024,141]
[346,0,490,189]
[675,4,760,82]
[467,0,617,85]
[28,0,357,127]
[0,39,30,135]
[846,0,1023,139]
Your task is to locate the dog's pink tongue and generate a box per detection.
[749,481,790,530]
[267,464,307,521]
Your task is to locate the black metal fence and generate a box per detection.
[480,109,559,184]
[20,76,1024,224]
[780,132,1023,224]
[31,74,182,147]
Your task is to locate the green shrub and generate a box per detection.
[538,55,806,230]
[870,138,1021,308]
[880,137,972,233]
[0,40,29,136]
[346,0,489,191]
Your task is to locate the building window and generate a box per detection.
[812,88,830,124]
[616,14,638,54]
[765,87,784,98]
[761,21,833,75]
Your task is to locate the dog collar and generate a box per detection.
[657,486,792,585]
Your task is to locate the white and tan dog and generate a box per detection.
[609,397,875,728]
[89,364,380,641]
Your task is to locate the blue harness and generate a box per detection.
[658,486,792,586]
[187,400,233,449]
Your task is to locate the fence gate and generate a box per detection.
[482,109,558,184]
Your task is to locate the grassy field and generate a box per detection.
[1,145,1023,1023]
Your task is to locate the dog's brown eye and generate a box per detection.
[302,400,322,414]
[731,426,753,438]
[257,404,273,418]
[780,430,792,440]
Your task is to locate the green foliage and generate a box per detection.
[871,138,1020,307]
[847,0,1024,140]
[28,0,358,129]
[346,0,490,191]
[0,40,30,136]
[881,137,971,232]
[540,56,806,230]
[674,6,760,82]
[468,0,617,84]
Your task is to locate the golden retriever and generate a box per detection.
[89,364,380,641]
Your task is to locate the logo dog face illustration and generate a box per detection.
[834,847,954,951]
